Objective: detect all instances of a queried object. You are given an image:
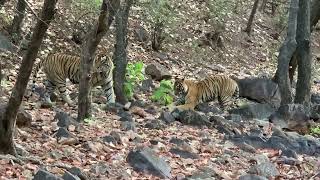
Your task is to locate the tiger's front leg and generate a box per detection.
[101,79,115,104]
[57,82,74,106]
[169,95,197,112]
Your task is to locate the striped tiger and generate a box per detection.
[32,53,115,106]
[172,75,239,111]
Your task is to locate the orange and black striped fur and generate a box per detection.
[32,53,115,106]
[173,75,239,111]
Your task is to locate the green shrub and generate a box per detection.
[151,79,174,105]
[310,126,320,136]
[124,62,145,99]
[206,0,235,25]
[75,0,102,11]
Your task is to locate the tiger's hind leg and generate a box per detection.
[56,80,73,106]
[42,80,56,107]
[218,96,233,111]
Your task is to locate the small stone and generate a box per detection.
[169,148,199,159]
[249,162,279,178]
[159,111,175,124]
[239,174,268,180]
[145,119,165,130]
[120,121,136,131]
[90,162,110,175]
[16,110,32,128]
[15,144,29,156]
[56,128,71,139]
[145,63,171,81]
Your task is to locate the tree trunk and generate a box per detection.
[0,0,57,155]
[77,0,119,122]
[259,0,267,12]
[274,0,299,105]
[10,0,27,44]
[310,0,320,29]
[295,0,311,106]
[276,0,320,84]
[244,0,260,36]
[151,21,164,51]
[113,0,133,105]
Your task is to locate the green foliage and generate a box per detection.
[139,0,178,31]
[84,117,96,124]
[310,126,320,136]
[206,0,235,25]
[151,79,174,105]
[124,62,145,99]
[272,4,288,30]
[75,0,102,12]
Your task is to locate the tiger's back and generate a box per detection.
[173,75,239,111]
[32,53,115,106]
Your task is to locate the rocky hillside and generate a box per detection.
[0,0,319,179]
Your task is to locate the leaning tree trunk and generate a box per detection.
[0,0,57,155]
[244,0,260,36]
[77,0,119,122]
[279,0,320,84]
[274,0,299,105]
[113,0,133,105]
[10,0,27,44]
[295,0,311,106]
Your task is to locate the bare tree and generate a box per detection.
[113,0,133,104]
[274,0,299,105]
[244,0,260,36]
[275,0,320,84]
[10,0,27,44]
[77,0,119,121]
[0,0,57,155]
[295,0,311,106]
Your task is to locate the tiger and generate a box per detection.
[171,75,239,111]
[32,53,115,106]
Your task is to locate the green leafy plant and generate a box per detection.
[206,0,235,25]
[310,126,320,136]
[124,62,145,99]
[151,79,174,105]
[84,117,96,125]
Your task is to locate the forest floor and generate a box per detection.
[0,0,320,179]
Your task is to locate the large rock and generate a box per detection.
[229,103,275,120]
[269,104,312,133]
[127,147,172,179]
[33,169,62,180]
[239,174,268,180]
[145,63,171,81]
[236,78,281,107]
[173,110,212,127]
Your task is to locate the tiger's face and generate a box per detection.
[94,55,112,72]
[174,78,187,96]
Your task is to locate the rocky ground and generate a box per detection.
[0,0,320,179]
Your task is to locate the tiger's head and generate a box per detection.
[174,78,188,96]
[94,55,113,72]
